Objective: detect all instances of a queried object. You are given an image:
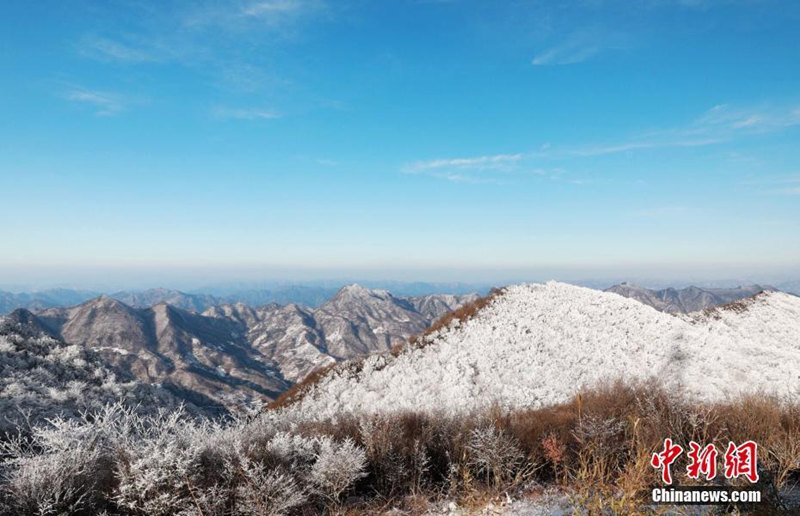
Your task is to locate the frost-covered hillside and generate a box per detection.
[288,282,800,419]
[0,309,197,434]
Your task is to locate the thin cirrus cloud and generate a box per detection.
[403,101,800,183]
[212,107,282,120]
[402,154,561,183]
[78,1,323,64]
[757,177,800,196]
[185,0,325,30]
[572,102,800,156]
[692,104,800,134]
[241,0,312,17]
[64,88,129,116]
[77,36,163,63]
[405,153,524,173]
[403,154,526,183]
[531,42,601,66]
[71,1,329,117]
[531,30,626,66]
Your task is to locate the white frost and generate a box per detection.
[289,282,800,420]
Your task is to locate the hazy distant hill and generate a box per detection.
[0,288,99,314]
[778,280,800,296]
[604,283,772,313]
[0,283,486,314]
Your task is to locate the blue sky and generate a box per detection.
[1,0,799,288]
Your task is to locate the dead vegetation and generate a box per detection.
[702,290,769,318]
[3,380,800,514]
[270,380,800,514]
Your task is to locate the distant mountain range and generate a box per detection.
[0,283,488,315]
[0,287,338,315]
[1,285,477,414]
[604,283,774,314]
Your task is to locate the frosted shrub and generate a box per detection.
[358,415,432,496]
[466,426,524,489]
[0,414,116,515]
[1,447,91,515]
[115,441,195,515]
[231,456,306,515]
[263,431,317,471]
[114,411,198,515]
[309,437,367,503]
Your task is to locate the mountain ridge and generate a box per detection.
[283,282,800,420]
[603,282,773,313]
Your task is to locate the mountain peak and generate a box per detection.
[83,295,130,310]
[331,284,391,301]
[341,283,372,294]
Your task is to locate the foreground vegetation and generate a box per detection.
[2,380,799,514]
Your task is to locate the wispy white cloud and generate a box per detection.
[64,88,129,116]
[402,154,567,183]
[571,137,723,157]
[405,153,524,173]
[185,0,325,30]
[531,30,625,66]
[692,103,800,134]
[241,0,309,17]
[745,176,800,196]
[532,42,600,66]
[569,101,800,156]
[401,101,800,184]
[78,36,162,63]
[73,0,330,118]
[212,107,281,120]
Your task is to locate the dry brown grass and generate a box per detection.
[295,380,800,513]
[702,290,769,318]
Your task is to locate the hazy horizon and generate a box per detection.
[1,263,797,293]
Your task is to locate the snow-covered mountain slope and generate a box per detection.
[287,282,800,420]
